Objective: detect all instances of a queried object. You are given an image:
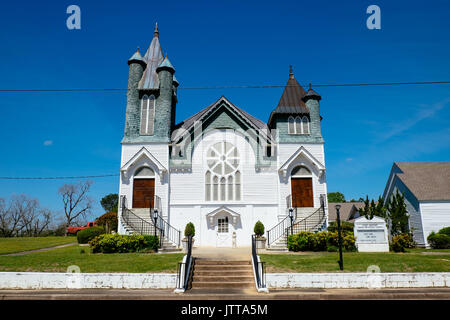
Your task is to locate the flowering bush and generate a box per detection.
[391,233,415,252]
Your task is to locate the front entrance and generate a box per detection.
[216,216,232,247]
[132,178,155,208]
[291,177,313,207]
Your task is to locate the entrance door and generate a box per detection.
[216,217,232,247]
[132,179,155,208]
[291,178,313,207]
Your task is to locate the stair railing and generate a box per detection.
[150,195,181,248]
[175,235,193,291]
[251,234,266,290]
[121,197,158,236]
[266,195,297,247]
[290,204,326,235]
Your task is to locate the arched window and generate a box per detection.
[140,94,155,135]
[295,116,302,134]
[288,116,295,134]
[205,141,241,201]
[302,116,310,134]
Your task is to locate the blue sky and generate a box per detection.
[0,0,449,218]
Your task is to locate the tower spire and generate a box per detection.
[289,65,294,79]
[154,22,159,38]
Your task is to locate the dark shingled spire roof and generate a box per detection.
[303,83,322,101]
[268,66,309,125]
[138,23,164,89]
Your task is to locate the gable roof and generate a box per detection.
[172,96,271,142]
[328,202,364,222]
[279,146,325,177]
[268,67,309,125]
[392,162,450,201]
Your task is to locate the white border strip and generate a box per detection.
[0,272,177,289]
[266,273,450,288]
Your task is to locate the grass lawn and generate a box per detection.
[0,236,77,255]
[260,250,450,273]
[0,245,184,273]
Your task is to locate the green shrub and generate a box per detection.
[327,245,338,252]
[427,232,450,249]
[437,227,450,237]
[89,234,160,253]
[184,222,195,237]
[391,233,415,252]
[143,235,160,251]
[254,221,265,237]
[288,231,356,252]
[96,211,118,233]
[77,226,105,244]
[327,221,354,233]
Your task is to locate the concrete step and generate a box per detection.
[195,260,251,265]
[194,264,253,271]
[191,281,254,289]
[193,275,254,282]
[194,270,254,276]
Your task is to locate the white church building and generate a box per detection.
[118,25,328,249]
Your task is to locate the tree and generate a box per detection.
[0,195,53,237]
[100,193,118,213]
[59,180,93,235]
[358,195,387,220]
[327,192,345,203]
[386,190,409,236]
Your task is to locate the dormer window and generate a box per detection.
[288,116,310,134]
[140,95,155,135]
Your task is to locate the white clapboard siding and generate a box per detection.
[419,201,450,247]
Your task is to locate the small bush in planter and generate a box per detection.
[77,226,105,244]
[184,222,195,238]
[254,221,265,238]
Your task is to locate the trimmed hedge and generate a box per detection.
[288,231,356,252]
[437,227,450,237]
[77,227,105,244]
[89,234,160,253]
[428,232,450,249]
[327,221,354,233]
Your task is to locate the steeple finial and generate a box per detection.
[309,82,312,90]
[154,22,159,38]
[289,65,294,79]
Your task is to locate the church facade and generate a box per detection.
[118,25,328,248]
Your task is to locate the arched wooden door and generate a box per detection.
[132,179,155,208]
[291,177,313,207]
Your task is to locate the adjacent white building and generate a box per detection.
[118,25,328,249]
[383,162,450,247]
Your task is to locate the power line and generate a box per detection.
[0,174,119,180]
[0,81,449,92]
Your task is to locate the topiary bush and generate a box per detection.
[427,232,450,249]
[184,222,195,238]
[89,234,160,253]
[254,221,265,237]
[77,226,105,244]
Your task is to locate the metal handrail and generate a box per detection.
[151,197,181,248]
[266,195,297,247]
[251,234,266,289]
[176,235,193,290]
[290,205,326,235]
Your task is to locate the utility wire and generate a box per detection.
[0,81,449,92]
[0,174,119,180]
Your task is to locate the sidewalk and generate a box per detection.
[1,288,450,300]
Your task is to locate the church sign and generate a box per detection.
[354,216,389,252]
